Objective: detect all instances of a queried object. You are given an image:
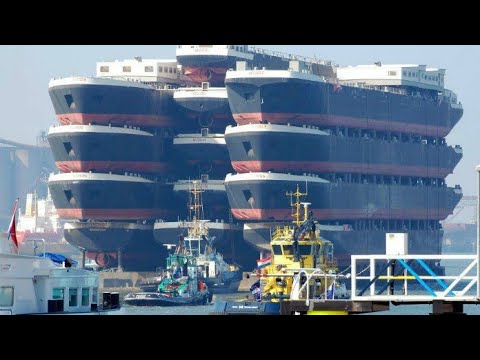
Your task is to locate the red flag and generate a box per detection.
[7,198,19,253]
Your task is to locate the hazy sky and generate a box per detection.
[1,45,478,195]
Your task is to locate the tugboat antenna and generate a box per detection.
[286,184,307,226]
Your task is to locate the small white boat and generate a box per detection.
[0,199,113,315]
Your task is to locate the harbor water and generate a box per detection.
[100,292,480,315]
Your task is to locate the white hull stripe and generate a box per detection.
[48,125,153,137]
[49,76,155,90]
[48,172,153,183]
[225,172,329,183]
[225,123,329,136]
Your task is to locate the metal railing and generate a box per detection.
[249,46,334,67]
[351,254,479,302]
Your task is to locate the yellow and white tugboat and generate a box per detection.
[212,185,349,315]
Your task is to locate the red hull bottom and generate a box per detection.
[231,208,453,221]
[232,113,451,138]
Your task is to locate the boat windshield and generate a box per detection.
[272,245,282,255]
[298,245,312,256]
[282,245,294,255]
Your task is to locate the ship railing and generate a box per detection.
[351,254,479,302]
[248,46,335,67]
[338,81,408,96]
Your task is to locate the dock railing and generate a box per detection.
[351,254,479,302]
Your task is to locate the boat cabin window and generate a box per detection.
[282,245,294,255]
[298,245,312,256]
[0,287,14,306]
[52,288,64,301]
[272,245,282,255]
[69,288,78,307]
[82,288,90,306]
[145,66,154,73]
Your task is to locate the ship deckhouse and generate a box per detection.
[337,64,445,92]
[96,58,181,84]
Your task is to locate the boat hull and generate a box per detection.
[173,88,235,131]
[48,173,175,221]
[48,125,173,174]
[173,135,232,179]
[225,173,461,222]
[225,124,462,177]
[48,77,183,129]
[123,291,209,306]
[225,74,463,137]
[85,230,169,272]
[64,221,152,252]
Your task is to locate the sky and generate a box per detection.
[0,45,478,196]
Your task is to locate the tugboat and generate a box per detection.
[123,251,211,306]
[181,180,242,293]
[255,185,348,301]
[212,186,348,314]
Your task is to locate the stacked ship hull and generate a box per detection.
[47,60,259,271]
[225,124,462,177]
[226,71,463,137]
[153,84,259,269]
[224,63,464,274]
[49,77,181,129]
[46,48,465,275]
[47,77,184,270]
[225,172,461,222]
[48,173,175,221]
[48,125,173,174]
